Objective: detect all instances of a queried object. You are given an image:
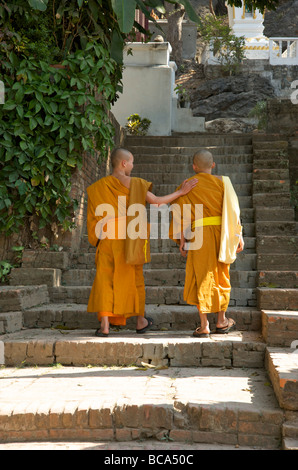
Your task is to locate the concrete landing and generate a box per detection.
[0,364,282,448]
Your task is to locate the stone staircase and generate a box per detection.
[0,133,297,449]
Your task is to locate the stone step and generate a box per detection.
[133,172,252,185]
[253,150,289,160]
[253,159,289,169]
[283,438,298,450]
[154,183,252,196]
[266,347,298,411]
[253,180,290,194]
[0,360,283,448]
[126,134,253,146]
[149,236,256,254]
[282,417,298,450]
[253,169,289,180]
[73,251,256,271]
[21,250,69,269]
[257,254,297,271]
[9,268,62,288]
[22,304,261,332]
[61,268,257,289]
[148,252,256,270]
[133,163,253,174]
[262,310,298,347]
[0,285,49,313]
[1,328,266,368]
[257,288,298,310]
[258,271,298,289]
[0,312,23,335]
[148,220,255,238]
[48,285,257,307]
[255,208,295,222]
[129,145,253,156]
[253,192,292,208]
[134,154,253,165]
[253,141,288,150]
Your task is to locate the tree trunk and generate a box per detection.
[165,3,185,66]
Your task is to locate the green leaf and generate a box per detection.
[110,29,124,64]
[111,0,136,33]
[27,0,49,11]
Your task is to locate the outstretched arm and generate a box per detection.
[146,178,197,206]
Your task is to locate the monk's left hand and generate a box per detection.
[180,178,198,195]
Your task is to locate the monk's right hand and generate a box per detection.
[179,239,187,258]
[180,178,198,195]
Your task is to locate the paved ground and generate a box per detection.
[0,440,254,450]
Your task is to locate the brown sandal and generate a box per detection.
[215,318,236,334]
[193,327,210,338]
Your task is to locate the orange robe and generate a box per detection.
[169,173,231,314]
[86,175,151,326]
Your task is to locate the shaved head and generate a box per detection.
[111,148,133,169]
[193,149,214,170]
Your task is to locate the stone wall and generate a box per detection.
[267,98,298,134]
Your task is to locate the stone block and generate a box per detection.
[257,254,297,270]
[256,235,297,254]
[258,271,298,289]
[233,342,265,368]
[21,250,69,269]
[253,179,290,194]
[0,285,49,313]
[9,268,61,287]
[0,311,23,334]
[262,310,298,347]
[257,288,298,310]
[266,348,298,411]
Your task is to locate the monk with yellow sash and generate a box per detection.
[169,149,244,337]
[87,148,198,337]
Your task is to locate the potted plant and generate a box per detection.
[174,84,190,108]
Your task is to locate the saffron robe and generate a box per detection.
[86,175,152,325]
[169,173,240,314]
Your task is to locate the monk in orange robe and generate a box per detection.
[169,149,244,337]
[87,148,198,336]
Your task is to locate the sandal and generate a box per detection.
[193,327,210,338]
[95,328,109,337]
[215,318,236,334]
[136,316,154,334]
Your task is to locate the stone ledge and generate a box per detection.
[257,288,298,310]
[266,347,298,411]
[0,285,49,313]
[262,310,298,347]
[1,329,266,368]
[9,268,61,288]
[22,303,261,332]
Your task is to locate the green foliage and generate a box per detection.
[0,1,122,239]
[125,114,151,135]
[226,0,279,14]
[0,260,13,283]
[0,43,119,236]
[174,84,190,106]
[248,100,268,130]
[199,15,246,75]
